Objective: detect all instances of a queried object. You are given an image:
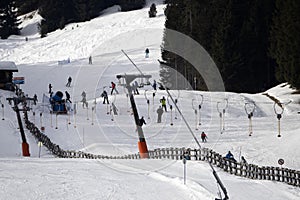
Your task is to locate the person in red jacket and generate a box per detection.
[110,82,119,95]
[201,131,207,142]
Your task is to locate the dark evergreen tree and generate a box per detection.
[162,0,213,90]
[38,0,65,34]
[270,0,300,89]
[15,0,39,15]
[161,0,189,90]
[0,0,20,39]
[148,3,157,18]
[161,0,278,92]
[38,19,48,38]
[119,0,145,11]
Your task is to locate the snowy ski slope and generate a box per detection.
[0,1,299,199]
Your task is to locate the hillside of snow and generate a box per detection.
[0,2,300,200]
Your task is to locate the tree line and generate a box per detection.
[161,0,300,92]
[0,0,145,38]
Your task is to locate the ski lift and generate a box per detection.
[192,94,203,130]
[274,102,284,137]
[138,76,151,88]
[244,102,255,136]
[217,99,228,134]
[117,76,127,87]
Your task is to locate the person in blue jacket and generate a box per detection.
[225,151,236,162]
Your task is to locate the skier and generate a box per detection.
[224,151,236,162]
[81,91,88,108]
[132,81,139,95]
[49,83,52,94]
[111,102,118,115]
[33,94,38,105]
[156,106,164,123]
[89,55,92,64]
[101,90,109,104]
[110,82,119,95]
[145,48,150,58]
[160,96,167,112]
[66,76,72,87]
[65,91,72,103]
[139,116,146,127]
[241,156,248,165]
[201,131,207,142]
[183,149,191,160]
[152,79,157,90]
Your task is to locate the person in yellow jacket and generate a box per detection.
[160,96,167,112]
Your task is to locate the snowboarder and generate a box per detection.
[49,84,52,94]
[152,80,157,90]
[201,131,207,142]
[160,96,167,112]
[66,76,72,87]
[101,90,109,104]
[110,82,119,95]
[139,116,146,127]
[111,102,118,115]
[65,91,72,103]
[224,151,236,162]
[89,55,92,64]
[81,91,88,108]
[157,106,164,123]
[145,48,150,58]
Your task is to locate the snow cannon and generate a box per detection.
[50,91,67,114]
[52,91,63,101]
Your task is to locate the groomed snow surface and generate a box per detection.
[1,1,300,199]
